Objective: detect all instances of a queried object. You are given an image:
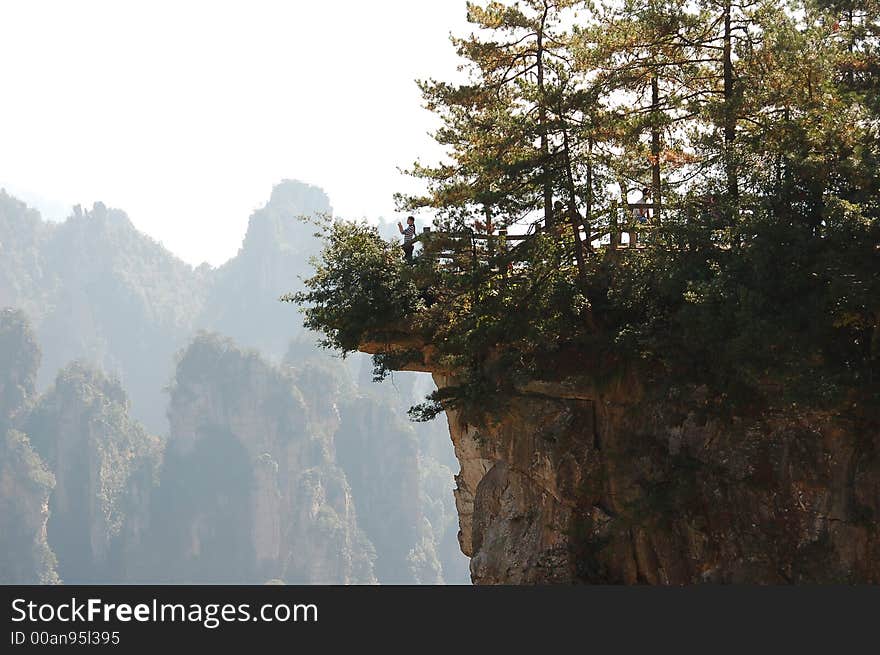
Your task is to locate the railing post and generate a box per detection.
[610,200,619,248]
[497,228,508,274]
[471,230,477,271]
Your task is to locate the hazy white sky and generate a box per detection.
[0,1,471,265]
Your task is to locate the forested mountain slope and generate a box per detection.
[0,181,469,584]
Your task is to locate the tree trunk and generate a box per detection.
[651,74,662,222]
[562,127,588,283]
[537,5,554,227]
[586,136,593,241]
[722,1,739,204]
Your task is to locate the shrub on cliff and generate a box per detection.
[0,429,59,584]
[287,1,880,417]
[284,220,424,354]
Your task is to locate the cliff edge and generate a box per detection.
[362,337,879,584]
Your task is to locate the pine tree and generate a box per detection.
[578,0,708,219]
[402,1,582,231]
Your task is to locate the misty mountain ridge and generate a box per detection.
[0,180,470,585]
[0,180,334,431]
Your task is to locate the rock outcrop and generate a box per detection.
[362,339,880,584]
[198,180,330,358]
[23,363,161,584]
[335,393,442,584]
[0,308,57,584]
[0,429,59,584]
[153,333,377,584]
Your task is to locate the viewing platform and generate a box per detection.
[411,202,659,270]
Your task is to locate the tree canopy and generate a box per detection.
[291,0,879,418]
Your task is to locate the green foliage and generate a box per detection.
[290,0,880,418]
[23,362,160,584]
[1,428,55,496]
[0,429,60,584]
[0,307,41,425]
[284,219,425,354]
[169,331,310,442]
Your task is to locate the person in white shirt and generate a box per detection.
[398,216,416,262]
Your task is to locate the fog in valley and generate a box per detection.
[0,181,470,584]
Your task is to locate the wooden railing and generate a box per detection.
[413,201,659,268]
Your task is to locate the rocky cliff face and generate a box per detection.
[23,363,162,584]
[361,338,880,584]
[197,180,330,359]
[435,375,595,584]
[0,429,59,584]
[155,333,376,584]
[335,393,442,584]
[0,308,58,584]
[284,342,466,584]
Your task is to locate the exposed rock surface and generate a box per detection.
[154,333,377,584]
[0,429,59,584]
[285,342,465,584]
[0,308,57,584]
[362,341,880,584]
[197,180,330,359]
[24,363,161,583]
[335,393,442,584]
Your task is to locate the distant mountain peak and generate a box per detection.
[238,180,333,258]
[267,180,333,217]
